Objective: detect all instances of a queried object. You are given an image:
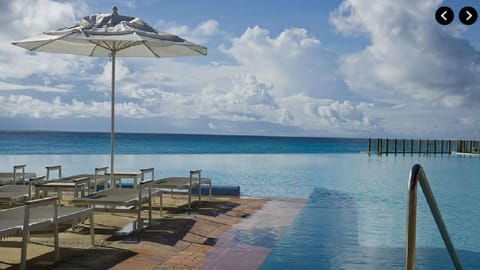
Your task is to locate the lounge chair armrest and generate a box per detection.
[13,164,26,185]
[14,164,26,170]
[139,179,153,196]
[46,165,61,170]
[25,196,58,207]
[199,177,211,184]
[140,179,153,185]
[73,176,91,184]
[190,169,202,175]
[29,176,46,185]
[177,184,190,189]
[95,167,109,174]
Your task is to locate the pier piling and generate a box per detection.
[368,138,477,155]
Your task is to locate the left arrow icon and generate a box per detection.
[441,11,448,21]
[436,7,454,25]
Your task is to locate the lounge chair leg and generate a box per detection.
[89,214,95,247]
[21,205,30,270]
[188,187,192,209]
[137,204,142,231]
[148,196,152,226]
[209,182,212,200]
[160,192,163,217]
[198,186,201,205]
[53,202,60,261]
[198,173,201,205]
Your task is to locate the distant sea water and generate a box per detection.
[1,131,479,269]
[0,131,366,154]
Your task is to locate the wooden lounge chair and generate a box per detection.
[91,166,111,191]
[37,165,110,201]
[71,168,157,232]
[0,165,36,185]
[0,176,45,205]
[0,196,94,270]
[154,169,212,209]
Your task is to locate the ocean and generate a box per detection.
[0,131,478,269]
[0,131,366,154]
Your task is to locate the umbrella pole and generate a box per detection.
[110,51,116,185]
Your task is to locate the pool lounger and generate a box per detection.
[0,164,36,185]
[0,176,46,205]
[0,197,94,270]
[71,168,157,232]
[41,165,110,199]
[154,169,212,209]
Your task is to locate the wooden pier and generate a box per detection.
[367,138,480,156]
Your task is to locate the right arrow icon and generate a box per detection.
[466,11,473,21]
[460,6,478,25]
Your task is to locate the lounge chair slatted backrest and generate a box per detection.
[140,168,154,227]
[28,175,46,200]
[0,196,95,270]
[71,168,157,232]
[21,197,60,270]
[13,164,25,185]
[154,169,212,209]
[40,165,105,201]
[0,165,36,186]
[46,165,62,181]
[94,166,110,191]
[0,175,46,205]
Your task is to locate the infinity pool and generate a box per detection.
[1,153,479,268]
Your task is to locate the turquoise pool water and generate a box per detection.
[260,188,480,269]
[1,153,478,268]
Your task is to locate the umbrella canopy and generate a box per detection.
[12,7,207,180]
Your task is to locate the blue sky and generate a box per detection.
[1,0,480,138]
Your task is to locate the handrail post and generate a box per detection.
[406,164,463,270]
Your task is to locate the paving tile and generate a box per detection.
[182,232,207,244]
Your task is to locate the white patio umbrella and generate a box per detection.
[12,7,207,181]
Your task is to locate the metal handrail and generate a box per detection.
[405,164,463,270]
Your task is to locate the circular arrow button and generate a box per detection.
[459,6,478,25]
[435,7,454,25]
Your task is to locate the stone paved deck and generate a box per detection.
[0,196,276,270]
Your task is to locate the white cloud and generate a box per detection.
[0,95,149,119]
[120,73,381,135]
[0,81,70,93]
[0,0,94,82]
[156,19,221,44]
[3,1,480,137]
[92,59,131,92]
[118,0,137,9]
[330,0,480,108]
[81,23,380,135]
[364,103,480,138]
[221,26,352,99]
[193,20,220,37]
[1,0,77,38]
